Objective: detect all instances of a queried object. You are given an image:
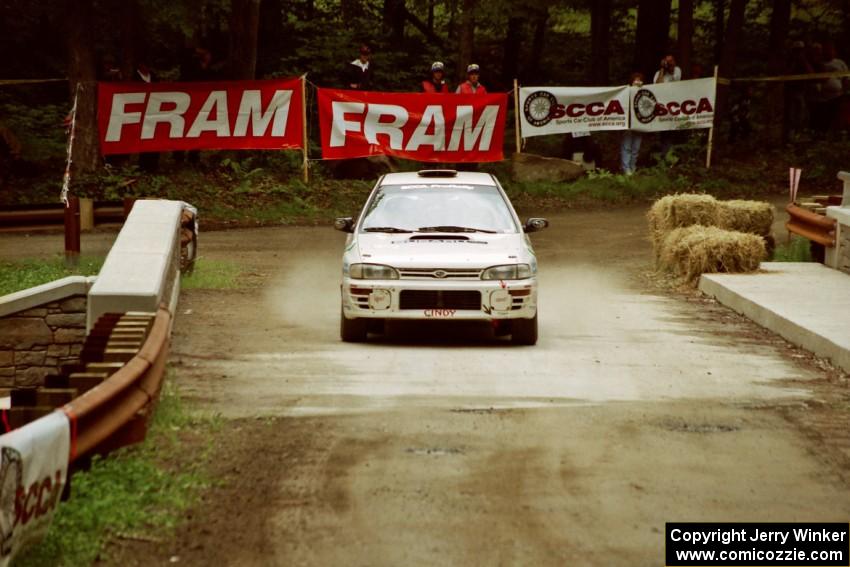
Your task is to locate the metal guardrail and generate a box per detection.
[786,203,837,247]
[0,200,129,233]
[64,307,170,461]
[3,308,171,461]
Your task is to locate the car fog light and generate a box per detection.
[368,289,392,310]
[490,290,512,311]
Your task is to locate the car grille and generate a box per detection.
[399,290,482,310]
[397,268,483,280]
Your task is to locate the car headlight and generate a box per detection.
[481,264,532,280]
[349,263,399,280]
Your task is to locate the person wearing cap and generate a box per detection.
[345,44,374,90]
[422,61,449,93]
[456,64,487,94]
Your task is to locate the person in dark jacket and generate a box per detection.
[422,61,449,93]
[346,44,373,90]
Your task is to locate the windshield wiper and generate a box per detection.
[363,226,413,233]
[416,225,497,234]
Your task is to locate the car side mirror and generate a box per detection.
[524,218,549,233]
[334,217,355,233]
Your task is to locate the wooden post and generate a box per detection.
[513,79,522,154]
[705,65,719,169]
[301,75,309,183]
[64,196,81,267]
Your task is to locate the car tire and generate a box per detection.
[340,309,368,342]
[511,313,538,345]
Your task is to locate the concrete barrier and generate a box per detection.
[825,172,849,274]
[87,200,183,331]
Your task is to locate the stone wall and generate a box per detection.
[0,296,86,387]
[838,224,850,275]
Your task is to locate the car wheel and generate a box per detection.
[511,313,538,345]
[340,309,368,342]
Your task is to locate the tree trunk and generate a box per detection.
[713,0,725,65]
[501,15,523,86]
[766,0,791,145]
[717,0,747,119]
[383,0,406,42]
[66,0,99,176]
[119,0,140,80]
[428,0,435,31]
[229,0,262,80]
[634,0,672,80]
[677,0,694,79]
[456,0,476,83]
[590,0,611,85]
[525,7,549,82]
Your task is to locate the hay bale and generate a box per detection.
[659,225,766,284]
[647,194,720,257]
[717,200,774,236]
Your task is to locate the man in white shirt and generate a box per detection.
[654,54,682,84]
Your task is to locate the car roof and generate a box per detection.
[379,171,496,186]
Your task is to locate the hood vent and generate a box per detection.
[408,234,469,241]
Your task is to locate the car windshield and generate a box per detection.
[359,184,518,234]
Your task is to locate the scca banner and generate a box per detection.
[0,412,70,565]
[630,77,716,132]
[317,89,507,162]
[519,86,629,137]
[97,78,303,154]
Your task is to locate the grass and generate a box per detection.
[180,258,244,290]
[0,257,102,297]
[771,236,814,262]
[15,380,219,567]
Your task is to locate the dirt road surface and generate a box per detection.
[5,205,850,566]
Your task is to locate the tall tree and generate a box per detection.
[383,0,406,42]
[456,0,476,83]
[716,0,748,118]
[501,14,523,86]
[229,0,262,80]
[66,0,99,175]
[524,6,549,82]
[766,0,791,144]
[677,0,694,78]
[590,0,611,85]
[713,0,725,64]
[634,0,672,79]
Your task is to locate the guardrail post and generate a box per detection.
[64,196,81,267]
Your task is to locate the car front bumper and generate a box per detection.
[341,277,538,320]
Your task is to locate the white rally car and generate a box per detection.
[335,170,548,345]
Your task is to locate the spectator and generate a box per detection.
[654,54,682,84]
[818,41,848,136]
[422,61,449,93]
[654,54,681,159]
[785,40,814,140]
[181,47,217,82]
[456,64,487,94]
[806,42,826,133]
[621,72,644,175]
[729,85,754,143]
[345,44,373,90]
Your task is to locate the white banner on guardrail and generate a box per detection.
[0,411,70,565]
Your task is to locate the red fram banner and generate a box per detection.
[317,89,508,162]
[97,78,304,154]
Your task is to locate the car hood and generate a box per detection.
[356,233,528,268]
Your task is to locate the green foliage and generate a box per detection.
[14,382,215,567]
[0,98,67,164]
[772,236,814,262]
[0,257,102,297]
[181,258,243,289]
